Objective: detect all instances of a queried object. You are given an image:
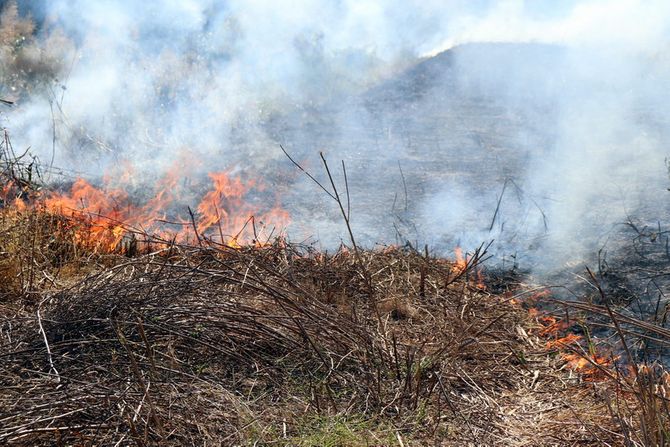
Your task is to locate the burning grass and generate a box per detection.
[1,130,289,255]
[0,205,637,446]
[0,147,665,445]
[525,289,670,445]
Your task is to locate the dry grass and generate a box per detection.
[0,146,659,444]
[0,204,633,446]
[0,141,656,445]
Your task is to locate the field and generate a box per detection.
[0,202,667,446]
[2,2,670,445]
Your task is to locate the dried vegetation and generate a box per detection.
[0,200,645,446]
[0,116,667,447]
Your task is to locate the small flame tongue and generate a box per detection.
[452,247,486,290]
[452,247,467,273]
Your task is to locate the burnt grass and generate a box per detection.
[0,207,647,446]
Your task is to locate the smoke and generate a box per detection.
[2,0,670,267]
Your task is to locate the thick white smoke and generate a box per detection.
[2,0,670,267]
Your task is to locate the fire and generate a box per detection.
[531,310,570,340]
[0,180,28,212]
[195,172,289,245]
[27,163,290,253]
[452,247,467,273]
[44,179,130,252]
[530,305,618,381]
[0,182,14,202]
[196,172,248,235]
[537,314,569,336]
[452,247,486,290]
[561,352,617,381]
[475,271,486,290]
[545,333,582,349]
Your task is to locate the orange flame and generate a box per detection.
[452,247,467,274]
[31,162,289,253]
[546,333,582,349]
[561,352,617,381]
[452,247,486,290]
[44,178,131,252]
[530,305,617,382]
[538,315,569,336]
[1,181,28,213]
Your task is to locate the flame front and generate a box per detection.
[45,179,131,252]
[35,164,289,253]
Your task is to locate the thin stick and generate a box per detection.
[49,100,57,175]
[37,298,60,383]
[397,160,408,212]
[319,153,374,297]
[187,206,202,246]
[342,160,351,221]
[280,145,335,200]
[489,178,509,231]
[585,267,639,388]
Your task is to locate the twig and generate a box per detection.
[279,145,335,200]
[397,160,408,213]
[36,298,60,383]
[489,179,508,231]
